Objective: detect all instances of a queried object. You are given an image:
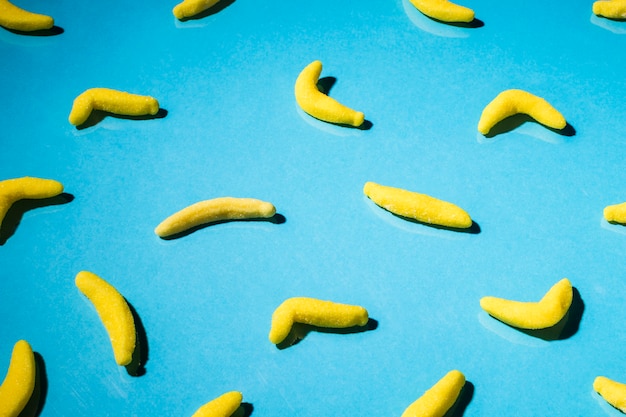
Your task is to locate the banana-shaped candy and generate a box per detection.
[408,0,474,23]
[0,176,64,231]
[401,370,466,417]
[364,181,472,229]
[480,278,573,329]
[75,271,136,366]
[269,297,369,345]
[594,376,626,413]
[0,340,36,417]
[295,60,365,127]
[0,0,53,32]
[478,89,566,135]
[191,391,243,417]
[68,88,160,126]
[593,0,626,19]
[173,0,220,19]
[604,201,626,224]
[155,197,276,238]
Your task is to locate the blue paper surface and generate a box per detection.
[1,0,626,415]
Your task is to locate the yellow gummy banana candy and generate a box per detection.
[364,181,472,229]
[408,0,475,23]
[68,88,160,126]
[604,201,626,224]
[173,0,220,19]
[295,60,365,127]
[480,278,573,329]
[0,340,36,417]
[401,370,466,417]
[0,176,64,230]
[269,297,369,345]
[75,271,136,366]
[0,0,53,32]
[593,0,626,19]
[594,376,626,413]
[155,197,276,238]
[478,89,566,135]
[191,391,243,417]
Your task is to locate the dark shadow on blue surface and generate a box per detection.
[514,286,584,341]
[4,26,64,36]
[276,318,378,350]
[240,403,254,417]
[434,18,484,28]
[445,381,473,417]
[125,301,149,377]
[483,114,575,138]
[18,352,47,417]
[177,0,236,21]
[0,193,74,245]
[313,76,373,131]
[317,76,336,95]
[159,213,285,240]
[76,108,168,130]
[392,213,481,235]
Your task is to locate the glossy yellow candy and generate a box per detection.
[191,391,243,417]
[76,271,136,366]
[604,201,626,224]
[478,89,566,135]
[0,176,64,230]
[480,278,573,329]
[173,0,220,19]
[401,370,465,417]
[68,88,160,126]
[408,0,474,23]
[594,376,626,413]
[364,181,472,229]
[593,0,626,19]
[0,0,53,32]
[269,297,369,345]
[155,197,276,238]
[295,60,365,127]
[0,340,36,417]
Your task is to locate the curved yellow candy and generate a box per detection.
[173,0,220,19]
[478,89,567,135]
[408,0,474,23]
[0,176,64,230]
[68,88,160,126]
[192,391,243,417]
[0,340,35,417]
[364,181,472,229]
[155,197,276,238]
[269,297,369,345]
[75,271,136,366]
[593,0,626,19]
[0,0,53,32]
[295,60,365,127]
[480,278,573,329]
[604,201,626,224]
[401,370,465,417]
[594,376,626,413]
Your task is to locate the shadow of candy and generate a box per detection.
[176,0,236,21]
[482,114,576,140]
[18,352,47,417]
[515,287,584,341]
[158,213,286,240]
[276,318,378,350]
[0,193,74,245]
[4,25,64,37]
[445,380,474,417]
[76,108,168,130]
[125,301,149,377]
